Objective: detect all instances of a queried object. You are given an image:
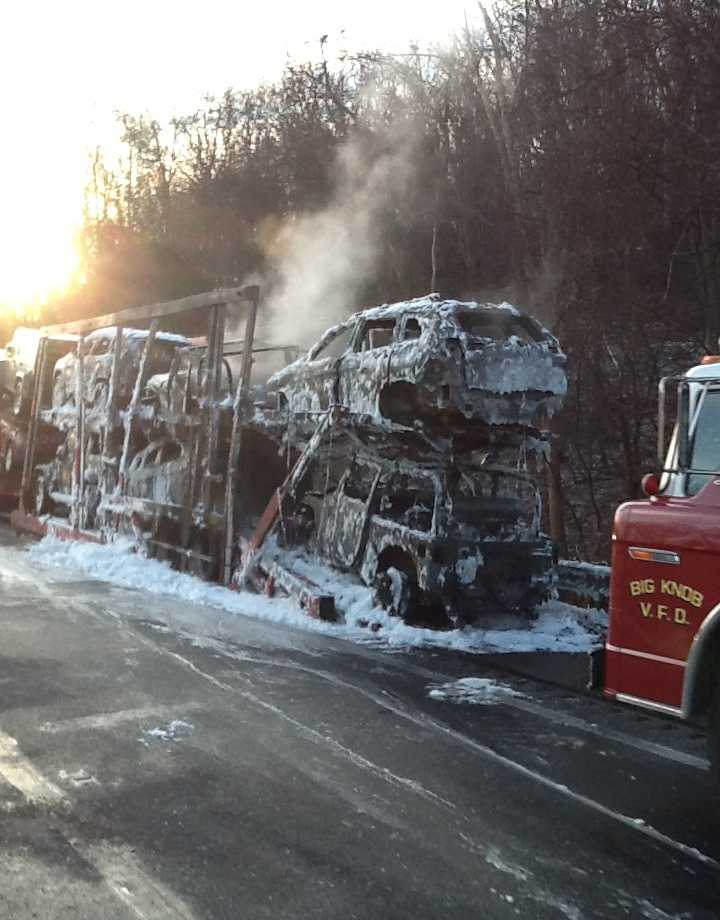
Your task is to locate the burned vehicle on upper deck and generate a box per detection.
[259,295,566,445]
[51,327,190,412]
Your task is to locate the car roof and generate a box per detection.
[346,294,556,340]
[348,293,522,323]
[85,327,189,345]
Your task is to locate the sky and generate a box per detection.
[0,0,480,313]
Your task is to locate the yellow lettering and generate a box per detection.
[674,608,690,625]
[690,591,704,609]
[661,579,673,596]
[640,602,653,618]
[630,578,658,597]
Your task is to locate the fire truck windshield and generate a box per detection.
[688,387,720,494]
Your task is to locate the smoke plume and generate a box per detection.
[259,122,421,352]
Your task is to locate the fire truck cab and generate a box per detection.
[606,359,720,771]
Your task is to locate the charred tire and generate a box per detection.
[12,380,27,417]
[374,566,417,620]
[378,382,418,425]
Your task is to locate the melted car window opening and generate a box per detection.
[356,320,396,352]
[312,326,354,360]
[343,463,377,501]
[404,318,421,340]
[457,311,541,343]
[378,475,434,531]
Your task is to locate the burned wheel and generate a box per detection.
[378,382,419,425]
[374,566,416,620]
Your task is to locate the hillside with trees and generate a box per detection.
[43,0,720,560]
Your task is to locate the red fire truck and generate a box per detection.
[605,357,720,772]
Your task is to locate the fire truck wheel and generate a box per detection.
[708,681,720,780]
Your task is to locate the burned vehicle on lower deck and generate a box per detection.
[279,431,553,625]
[260,295,566,443]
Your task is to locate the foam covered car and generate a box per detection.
[261,295,566,438]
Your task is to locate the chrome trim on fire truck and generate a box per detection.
[628,546,680,565]
[614,693,683,719]
[682,601,720,719]
[605,642,686,668]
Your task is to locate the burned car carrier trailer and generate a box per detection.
[10,287,268,586]
[8,290,566,628]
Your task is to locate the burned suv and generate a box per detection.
[52,327,190,411]
[262,295,566,441]
[297,450,552,625]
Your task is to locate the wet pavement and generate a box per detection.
[0,525,717,919]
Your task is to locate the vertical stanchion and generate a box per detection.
[71,338,86,529]
[223,286,260,583]
[118,322,158,495]
[20,336,48,514]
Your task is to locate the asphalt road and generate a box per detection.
[0,525,718,919]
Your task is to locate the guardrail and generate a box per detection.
[556,560,610,609]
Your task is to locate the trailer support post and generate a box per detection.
[118,321,158,495]
[71,337,86,529]
[223,286,260,584]
[20,336,49,514]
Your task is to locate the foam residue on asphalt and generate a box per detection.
[29,536,606,655]
[428,677,527,705]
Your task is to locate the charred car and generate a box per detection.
[34,430,105,525]
[52,327,190,411]
[261,295,566,442]
[0,327,44,416]
[293,448,553,625]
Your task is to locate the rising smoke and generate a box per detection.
[258,120,421,353]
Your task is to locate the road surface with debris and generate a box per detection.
[0,525,717,919]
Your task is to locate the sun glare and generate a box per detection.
[0,160,82,318]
